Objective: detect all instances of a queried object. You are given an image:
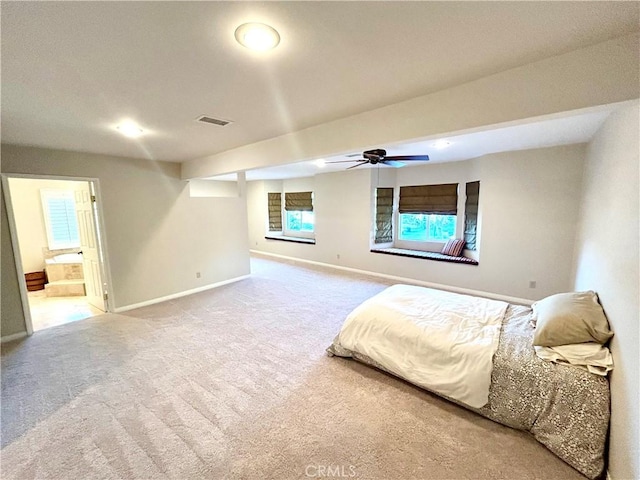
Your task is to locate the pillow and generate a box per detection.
[441,239,465,257]
[532,291,613,347]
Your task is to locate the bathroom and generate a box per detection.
[6,177,105,331]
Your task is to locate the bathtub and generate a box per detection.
[44,252,85,296]
[45,253,83,265]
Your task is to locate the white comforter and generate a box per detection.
[336,284,508,408]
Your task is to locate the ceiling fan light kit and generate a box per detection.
[327,149,430,169]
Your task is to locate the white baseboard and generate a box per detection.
[114,275,251,313]
[251,250,533,306]
[1,331,28,343]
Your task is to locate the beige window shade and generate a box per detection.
[268,192,282,231]
[399,184,458,215]
[375,187,393,243]
[464,181,480,250]
[284,191,313,211]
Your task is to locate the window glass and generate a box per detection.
[399,213,455,242]
[286,211,314,232]
[41,190,80,249]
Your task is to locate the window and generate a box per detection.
[398,213,456,242]
[265,190,315,239]
[284,191,314,236]
[40,190,80,250]
[397,183,458,245]
[285,210,314,232]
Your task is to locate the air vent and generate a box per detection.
[196,115,233,127]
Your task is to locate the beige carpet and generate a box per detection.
[1,256,587,479]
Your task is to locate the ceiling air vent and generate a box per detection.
[196,115,233,127]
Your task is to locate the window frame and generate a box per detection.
[40,189,81,250]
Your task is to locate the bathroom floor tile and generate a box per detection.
[27,291,104,332]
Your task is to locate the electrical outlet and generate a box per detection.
[196,272,201,279]
[529,280,536,289]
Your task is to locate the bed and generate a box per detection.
[327,285,610,479]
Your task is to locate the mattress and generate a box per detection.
[328,303,610,479]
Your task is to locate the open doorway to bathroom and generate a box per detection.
[4,175,110,333]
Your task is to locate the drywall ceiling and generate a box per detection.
[208,106,615,181]
[2,2,638,163]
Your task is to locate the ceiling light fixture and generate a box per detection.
[315,159,326,168]
[235,23,280,51]
[431,140,452,149]
[116,121,144,138]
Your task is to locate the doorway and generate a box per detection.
[3,175,111,333]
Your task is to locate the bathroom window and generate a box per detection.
[40,190,81,250]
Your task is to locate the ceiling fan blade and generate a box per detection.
[381,160,406,168]
[325,159,365,164]
[347,162,368,170]
[384,155,430,162]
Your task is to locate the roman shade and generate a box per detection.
[399,184,458,215]
[284,191,313,212]
[464,181,480,251]
[374,187,393,243]
[268,192,282,231]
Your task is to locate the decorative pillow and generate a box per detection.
[441,239,465,257]
[532,291,613,347]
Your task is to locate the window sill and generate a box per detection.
[265,235,315,245]
[370,247,478,265]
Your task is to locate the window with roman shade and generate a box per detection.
[374,187,393,243]
[284,191,313,211]
[397,184,458,243]
[267,192,282,231]
[398,184,458,215]
[464,181,480,251]
[284,191,315,235]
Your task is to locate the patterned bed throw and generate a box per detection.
[334,284,508,408]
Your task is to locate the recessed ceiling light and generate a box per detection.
[235,23,280,51]
[431,140,452,149]
[116,121,144,138]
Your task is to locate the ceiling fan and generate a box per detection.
[326,149,430,169]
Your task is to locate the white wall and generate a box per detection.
[1,145,251,321]
[248,144,585,301]
[189,179,239,198]
[7,178,85,272]
[572,102,639,480]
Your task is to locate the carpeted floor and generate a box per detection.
[1,256,586,479]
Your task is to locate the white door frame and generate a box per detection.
[1,173,114,335]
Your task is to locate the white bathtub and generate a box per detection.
[45,253,83,264]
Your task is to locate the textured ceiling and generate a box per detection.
[2,2,638,162]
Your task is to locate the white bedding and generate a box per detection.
[336,284,508,408]
[534,343,613,376]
